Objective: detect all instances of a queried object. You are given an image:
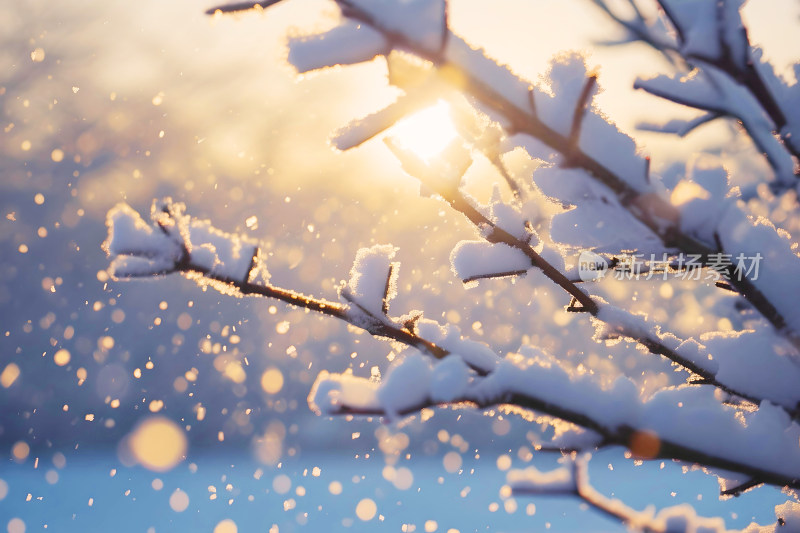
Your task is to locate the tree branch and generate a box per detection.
[317,376,800,490]
[565,74,598,165]
[179,257,451,361]
[512,458,786,532]
[211,0,800,349]
[596,0,800,174]
[338,0,800,351]
[386,139,791,418]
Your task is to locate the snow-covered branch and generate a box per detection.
[591,0,800,189]
[386,137,800,419]
[510,458,800,532]
[103,199,465,365]
[99,1,800,528]
[103,200,800,491]
[310,347,800,490]
[235,0,800,351]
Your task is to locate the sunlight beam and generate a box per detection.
[389,100,458,162]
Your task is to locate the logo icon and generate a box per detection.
[578,251,609,282]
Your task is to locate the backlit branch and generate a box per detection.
[592,0,800,183]
[235,0,800,349]
[385,137,797,419]
[103,200,451,363]
[103,200,800,490]
[310,356,800,490]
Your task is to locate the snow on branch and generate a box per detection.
[332,74,443,151]
[238,0,800,348]
[449,240,530,285]
[288,21,388,74]
[103,202,185,278]
[716,208,800,336]
[635,64,796,185]
[104,200,464,363]
[104,198,258,282]
[339,244,400,325]
[309,346,800,490]
[593,0,800,188]
[384,133,800,419]
[510,457,800,532]
[637,112,721,138]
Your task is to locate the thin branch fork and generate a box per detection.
[449,193,601,315]
[514,460,653,529]
[633,76,797,180]
[655,0,791,136]
[513,458,778,532]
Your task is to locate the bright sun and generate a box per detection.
[389,100,458,161]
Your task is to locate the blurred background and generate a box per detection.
[1,0,798,531]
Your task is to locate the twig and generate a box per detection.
[381,263,395,316]
[720,477,762,498]
[565,74,597,165]
[461,269,529,285]
[174,254,451,361]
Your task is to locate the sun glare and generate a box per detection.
[390,101,458,161]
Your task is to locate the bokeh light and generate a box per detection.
[125,417,187,472]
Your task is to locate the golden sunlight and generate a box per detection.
[389,101,458,161]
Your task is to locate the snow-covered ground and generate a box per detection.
[1,449,786,532]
